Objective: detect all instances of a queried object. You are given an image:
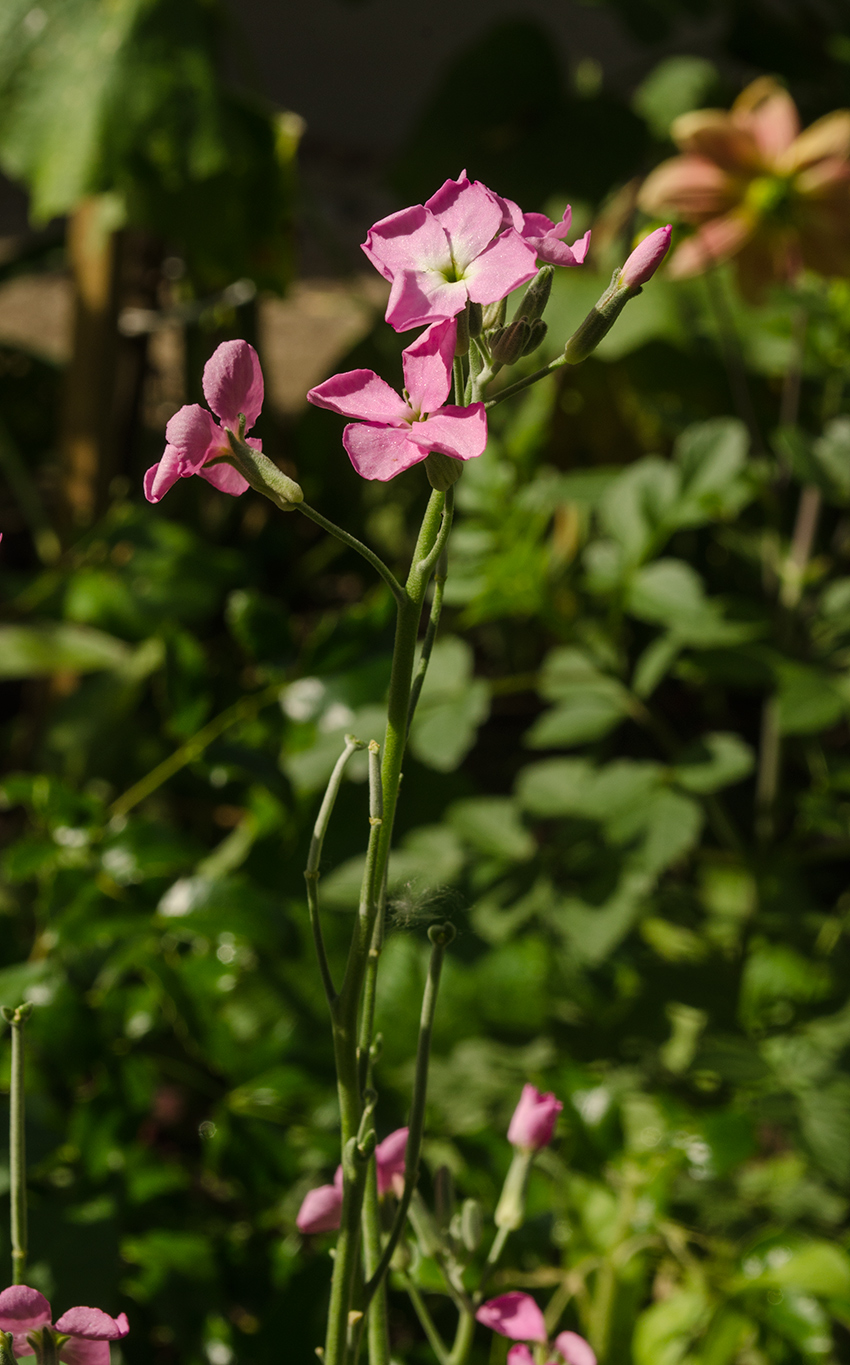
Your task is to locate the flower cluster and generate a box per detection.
[639,76,850,295]
[476,1292,595,1365]
[297,1127,409,1234]
[0,1286,128,1365]
[308,171,590,481]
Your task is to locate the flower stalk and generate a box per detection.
[2,1003,32,1285]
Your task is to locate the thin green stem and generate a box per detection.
[407,548,447,736]
[362,1160,390,1365]
[483,355,567,410]
[5,1004,31,1284]
[453,357,465,407]
[416,487,454,581]
[298,502,406,606]
[403,1277,450,1365]
[305,735,365,1008]
[110,683,282,818]
[363,923,455,1308]
[325,1138,371,1365]
[447,1309,476,1365]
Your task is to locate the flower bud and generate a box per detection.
[425,452,463,491]
[521,319,548,357]
[619,224,672,289]
[296,1181,343,1234]
[0,1331,14,1365]
[507,1084,562,1151]
[467,301,483,338]
[455,306,470,357]
[514,266,554,324]
[460,1198,484,1252]
[490,318,531,366]
[482,298,507,331]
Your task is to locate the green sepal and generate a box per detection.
[490,318,530,365]
[425,453,463,491]
[514,266,554,324]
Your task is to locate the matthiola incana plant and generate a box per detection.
[140,172,670,1364]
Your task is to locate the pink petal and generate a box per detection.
[343,424,427,481]
[307,370,410,424]
[733,78,799,162]
[143,447,186,503]
[376,1127,408,1196]
[507,1083,563,1150]
[495,195,525,232]
[198,461,250,496]
[554,1333,596,1365]
[57,1340,109,1365]
[475,1293,548,1344]
[507,1348,536,1365]
[531,230,591,268]
[667,211,753,277]
[463,230,538,305]
[362,206,452,282]
[425,176,503,272]
[0,1287,51,1335]
[620,225,672,288]
[406,405,488,462]
[522,210,566,239]
[638,155,736,220]
[385,271,469,332]
[202,340,264,431]
[54,1309,128,1341]
[164,405,219,469]
[296,1182,343,1234]
[402,320,455,413]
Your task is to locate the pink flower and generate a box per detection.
[0,1286,129,1365]
[375,1125,408,1197]
[477,1295,595,1365]
[144,340,264,503]
[307,319,487,482]
[362,173,538,332]
[620,225,672,288]
[296,1127,410,1232]
[296,1166,344,1234]
[507,1083,563,1151]
[497,197,591,269]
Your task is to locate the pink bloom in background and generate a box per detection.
[296,1167,344,1234]
[0,1286,129,1365]
[307,320,487,482]
[476,1294,596,1365]
[508,1083,563,1151]
[144,340,264,503]
[497,196,591,268]
[363,173,538,331]
[296,1127,410,1233]
[619,224,673,288]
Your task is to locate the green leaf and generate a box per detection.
[812,417,850,502]
[673,733,755,794]
[633,1288,711,1365]
[636,789,703,874]
[673,418,749,518]
[409,636,490,772]
[740,943,832,1030]
[526,692,630,747]
[0,622,130,677]
[632,55,721,138]
[775,662,846,736]
[758,1242,850,1299]
[447,797,534,862]
[628,559,757,646]
[632,632,681,698]
[599,458,679,564]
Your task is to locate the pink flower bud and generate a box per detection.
[507,1083,562,1151]
[296,1179,343,1234]
[620,224,672,288]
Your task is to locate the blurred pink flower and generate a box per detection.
[639,77,850,296]
[477,1294,595,1365]
[144,340,264,502]
[620,224,673,288]
[497,197,591,268]
[0,1286,129,1365]
[507,1083,563,1151]
[307,319,487,481]
[296,1126,410,1233]
[362,173,537,331]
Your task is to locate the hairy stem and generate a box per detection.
[305,735,365,1008]
[403,1277,450,1365]
[6,1005,31,1284]
[298,502,406,606]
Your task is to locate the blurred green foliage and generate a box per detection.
[2,4,850,1364]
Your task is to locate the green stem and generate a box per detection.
[362,923,455,1308]
[325,1138,372,1365]
[362,1160,390,1365]
[298,502,406,606]
[403,1277,450,1365]
[5,1004,31,1284]
[447,1309,477,1365]
[305,735,365,1008]
[483,355,566,409]
[407,548,447,736]
[453,357,465,407]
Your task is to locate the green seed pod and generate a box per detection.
[467,301,483,337]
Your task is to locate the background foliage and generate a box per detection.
[2,2,850,1363]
